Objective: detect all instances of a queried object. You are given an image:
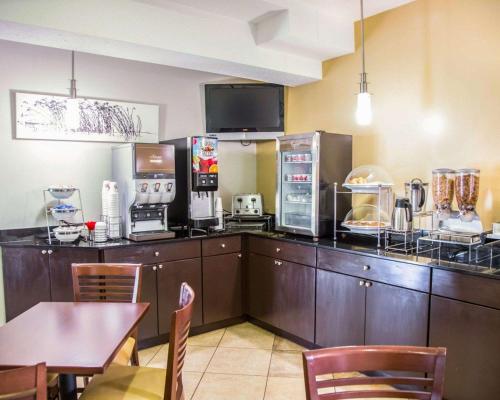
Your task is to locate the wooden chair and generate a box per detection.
[0,362,47,400]
[80,282,195,400]
[72,263,143,366]
[303,345,446,400]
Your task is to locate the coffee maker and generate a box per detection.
[162,136,219,235]
[112,143,176,241]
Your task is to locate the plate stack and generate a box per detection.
[107,182,121,239]
[94,221,107,243]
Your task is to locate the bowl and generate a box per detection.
[51,205,78,222]
[48,186,77,199]
[53,225,83,242]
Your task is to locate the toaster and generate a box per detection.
[232,193,263,217]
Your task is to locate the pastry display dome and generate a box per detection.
[343,165,394,192]
[342,204,391,234]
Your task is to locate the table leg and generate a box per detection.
[59,374,77,400]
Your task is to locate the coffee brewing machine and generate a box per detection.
[162,136,219,235]
[112,143,176,241]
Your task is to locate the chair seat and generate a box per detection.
[111,337,136,366]
[80,365,166,400]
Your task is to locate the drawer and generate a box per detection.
[202,235,241,257]
[317,248,430,292]
[141,240,201,264]
[103,240,201,264]
[103,245,144,263]
[432,268,500,310]
[248,236,316,267]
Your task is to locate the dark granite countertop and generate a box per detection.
[1,227,499,280]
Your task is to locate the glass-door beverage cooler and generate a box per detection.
[275,131,352,238]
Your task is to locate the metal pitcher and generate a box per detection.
[405,178,428,213]
[392,198,413,232]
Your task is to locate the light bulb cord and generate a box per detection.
[69,50,77,99]
[359,0,368,93]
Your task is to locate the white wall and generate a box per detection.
[0,39,257,229]
[0,39,257,324]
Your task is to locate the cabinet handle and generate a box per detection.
[276,248,281,253]
[365,281,373,288]
[158,264,163,269]
[47,249,53,255]
[41,250,47,255]
[359,280,365,287]
[154,251,160,257]
[237,254,242,259]
[274,260,282,266]
[152,266,157,271]
[363,265,370,271]
[220,243,226,248]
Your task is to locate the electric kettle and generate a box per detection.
[392,198,413,232]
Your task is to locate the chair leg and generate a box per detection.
[131,342,140,366]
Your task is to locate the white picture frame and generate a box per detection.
[14,91,159,143]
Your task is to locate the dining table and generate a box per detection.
[0,301,149,400]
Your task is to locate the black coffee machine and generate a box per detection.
[161,136,219,235]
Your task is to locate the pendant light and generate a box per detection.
[65,51,80,131]
[356,0,372,126]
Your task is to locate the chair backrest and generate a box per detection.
[303,345,446,400]
[164,282,195,400]
[0,362,47,400]
[71,263,142,303]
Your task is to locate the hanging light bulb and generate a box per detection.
[356,0,372,126]
[65,51,80,131]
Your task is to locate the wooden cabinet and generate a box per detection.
[203,253,243,324]
[429,295,500,400]
[49,248,99,302]
[2,246,99,320]
[316,267,428,348]
[157,258,202,335]
[318,248,430,292]
[316,269,365,347]
[246,252,315,342]
[248,236,316,266]
[202,236,241,257]
[2,246,52,321]
[246,253,280,327]
[365,281,428,346]
[138,264,159,341]
[279,259,315,342]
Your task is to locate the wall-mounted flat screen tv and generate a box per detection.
[205,83,284,137]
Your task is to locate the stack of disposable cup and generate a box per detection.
[102,181,110,221]
[215,197,224,231]
[108,182,120,239]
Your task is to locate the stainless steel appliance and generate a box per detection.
[392,198,413,232]
[405,178,428,213]
[232,194,263,217]
[112,144,176,241]
[162,137,219,235]
[275,131,352,237]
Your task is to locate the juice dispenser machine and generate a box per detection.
[112,143,176,241]
[162,136,219,235]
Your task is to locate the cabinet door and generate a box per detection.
[157,258,202,335]
[429,295,500,400]
[49,248,99,302]
[316,270,366,347]
[280,260,315,342]
[203,253,243,324]
[2,247,51,321]
[365,281,428,346]
[138,264,159,341]
[246,253,281,328]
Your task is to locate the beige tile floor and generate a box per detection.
[138,322,406,400]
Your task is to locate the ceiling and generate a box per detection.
[0,0,414,85]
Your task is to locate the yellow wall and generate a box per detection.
[257,0,500,228]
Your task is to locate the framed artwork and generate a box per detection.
[14,91,159,143]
